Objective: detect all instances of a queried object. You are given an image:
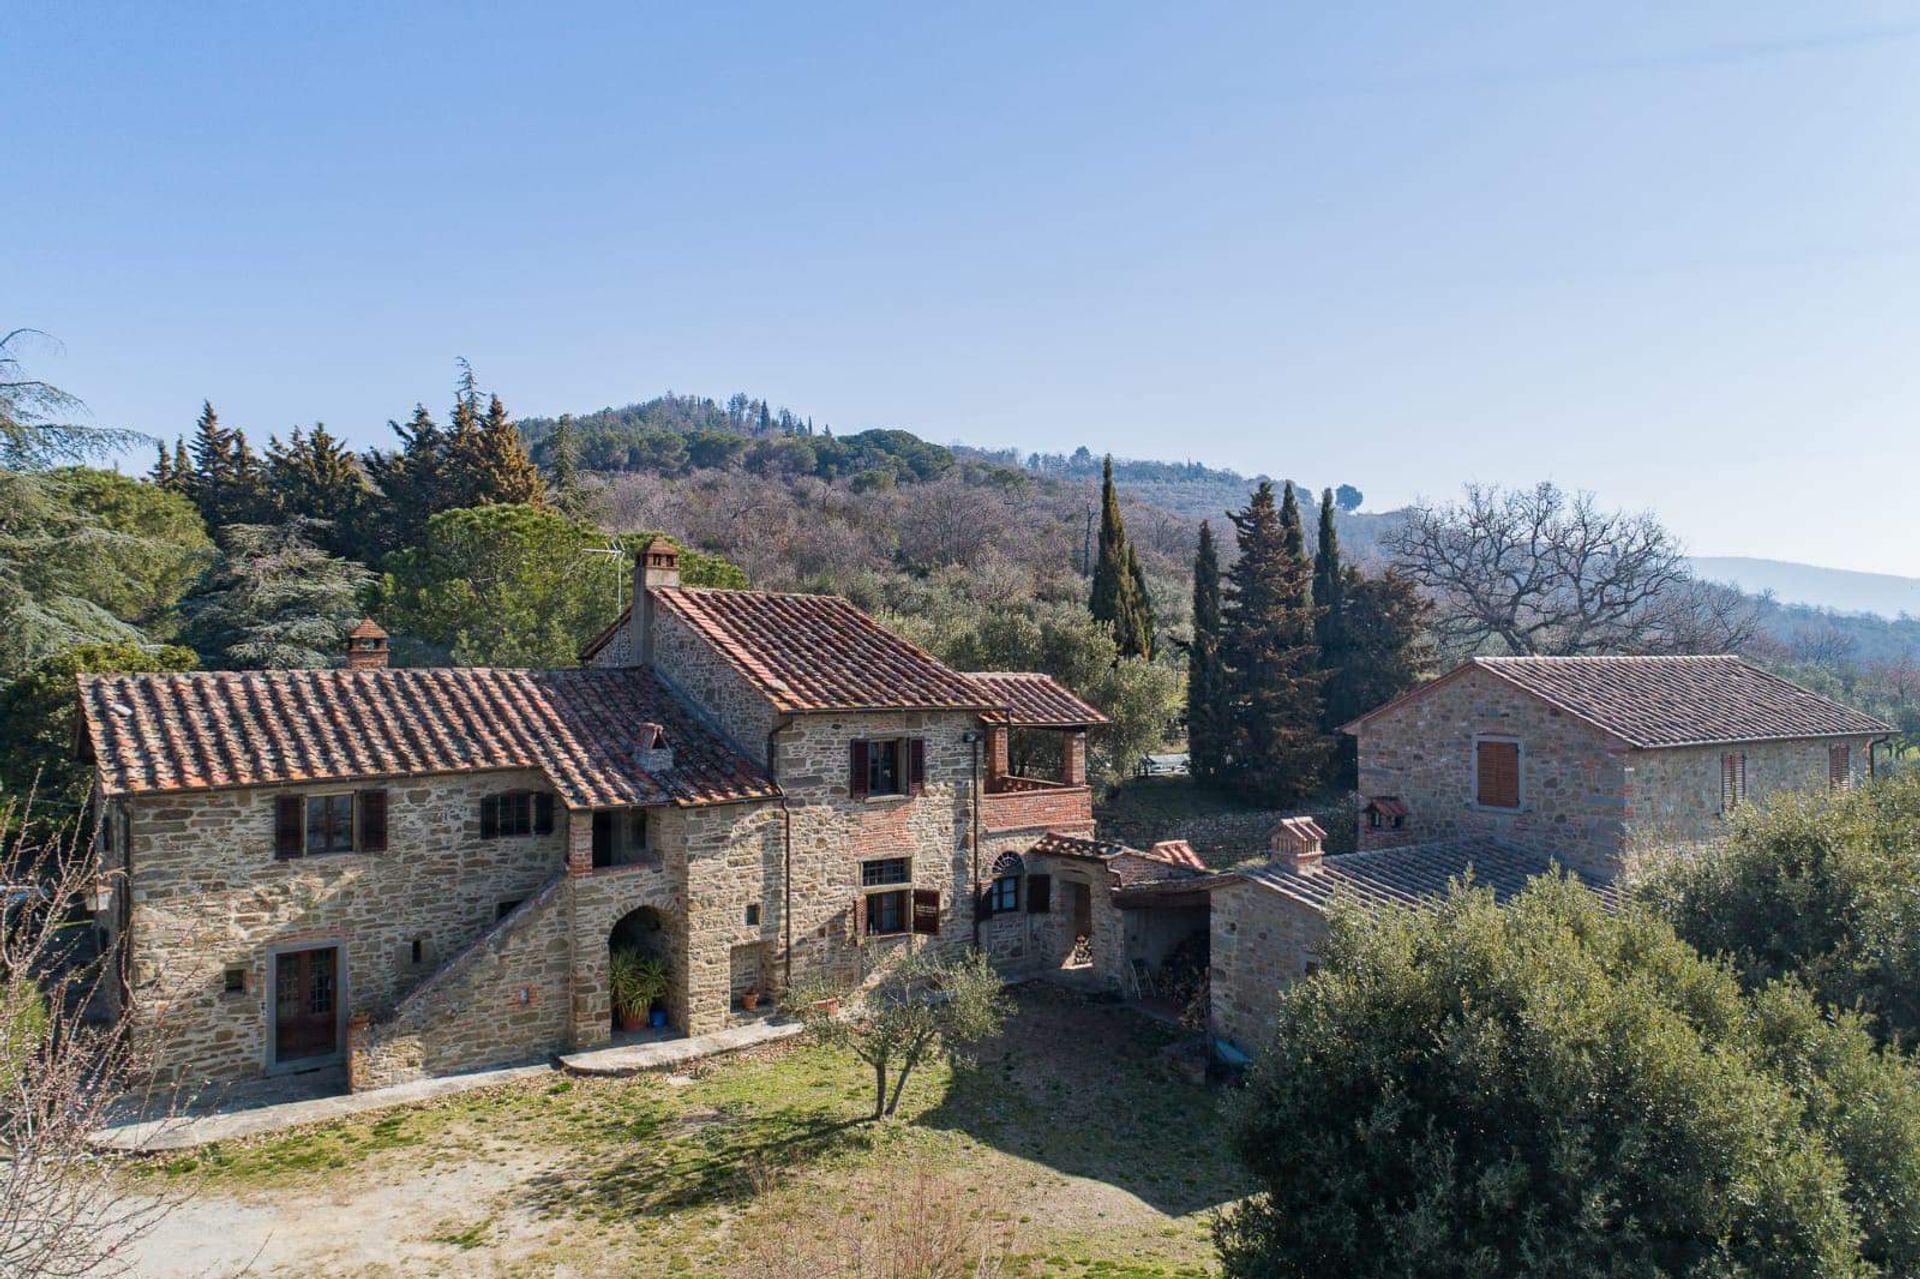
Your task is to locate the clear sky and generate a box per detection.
[8,2,1920,575]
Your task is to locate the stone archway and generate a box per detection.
[608,905,673,1033]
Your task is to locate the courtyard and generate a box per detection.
[123,984,1248,1277]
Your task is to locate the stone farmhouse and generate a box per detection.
[1208,655,1893,1054]
[79,541,1224,1090]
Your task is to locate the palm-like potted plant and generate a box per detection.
[610,948,669,1032]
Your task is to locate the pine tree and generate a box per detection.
[547,413,589,514]
[265,423,374,559]
[171,438,190,492]
[185,401,267,525]
[472,394,547,507]
[363,405,448,557]
[1187,520,1226,783]
[149,442,172,489]
[1220,481,1327,800]
[1089,456,1152,658]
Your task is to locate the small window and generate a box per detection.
[988,876,1019,913]
[849,738,926,799]
[1722,751,1748,811]
[497,900,522,921]
[1830,743,1852,790]
[1475,741,1521,810]
[868,739,904,797]
[866,889,910,937]
[305,794,355,854]
[410,938,424,965]
[861,857,912,887]
[223,965,247,994]
[482,792,554,840]
[745,903,760,926]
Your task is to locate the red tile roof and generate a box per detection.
[1236,836,1614,915]
[1343,655,1892,749]
[971,673,1110,727]
[1025,831,1215,891]
[78,667,778,809]
[647,587,994,714]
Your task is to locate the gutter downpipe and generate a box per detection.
[767,717,795,990]
[970,730,983,950]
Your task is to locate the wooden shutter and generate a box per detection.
[1027,874,1051,914]
[533,792,555,835]
[1830,744,1851,789]
[912,889,941,935]
[274,795,303,859]
[1476,741,1519,809]
[479,795,499,840]
[908,739,927,795]
[977,886,994,919]
[849,740,870,799]
[357,789,388,852]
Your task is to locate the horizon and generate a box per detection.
[9,3,1920,574]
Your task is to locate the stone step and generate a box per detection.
[556,1017,804,1077]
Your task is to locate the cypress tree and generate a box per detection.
[1187,520,1226,783]
[171,437,190,493]
[1089,455,1151,658]
[1126,543,1156,659]
[1220,480,1327,800]
[149,441,172,489]
[1313,487,1349,728]
[473,394,548,507]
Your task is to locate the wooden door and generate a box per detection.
[274,945,339,1062]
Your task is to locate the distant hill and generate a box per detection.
[1690,557,1920,621]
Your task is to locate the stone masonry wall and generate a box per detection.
[127,767,567,1084]
[1355,666,1629,878]
[649,606,779,764]
[1209,878,1326,1053]
[1624,734,1877,856]
[773,710,978,994]
[350,871,573,1089]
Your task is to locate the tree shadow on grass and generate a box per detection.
[914,983,1253,1218]
[522,1098,871,1222]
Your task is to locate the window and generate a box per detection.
[409,938,424,965]
[1026,873,1051,914]
[866,890,909,936]
[305,794,355,854]
[862,857,912,887]
[1721,751,1748,812]
[481,791,554,839]
[497,900,523,921]
[1475,740,1521,809]
[988,875,1019,913]
[745,903,760,926]
[223,965,247,994]
[1830,743,1852,790]
[849,738,926,799]
[591,808,652,868]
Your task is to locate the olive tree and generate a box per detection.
[794,946,1007,1121]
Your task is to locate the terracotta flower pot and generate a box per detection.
[619,1011,645,1033]
[742,990,761,1011]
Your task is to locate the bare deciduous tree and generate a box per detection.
[1387,482,1709,656]
[2,802,185,1278]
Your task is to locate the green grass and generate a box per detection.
[137,985,1248,1276]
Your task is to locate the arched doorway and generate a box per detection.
[608,906,671,1034]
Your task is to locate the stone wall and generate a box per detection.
[1354,666,1629,877]
[1624,734,1877,856]
[649,606,779,764]
[126,768,569,1084]
[1209,877,1325,1053]
[350,872,572,1089]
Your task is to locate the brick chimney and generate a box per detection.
[629,538,682,667]
[631,721,674,773]
[345,618,390,670]
[1272,815,1327,873]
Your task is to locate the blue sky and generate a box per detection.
[8,2,1920,575]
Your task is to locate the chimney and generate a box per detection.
[1271,816,1327,873]
[631,722,674,774]
[345,618,390,670]
[629,537,682,667]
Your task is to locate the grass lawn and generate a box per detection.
[125,984,1250,1277]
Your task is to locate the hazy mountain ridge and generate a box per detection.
[1690,557,1920,621]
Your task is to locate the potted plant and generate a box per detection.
[609,947,651,1032]
[634,957,671,1029]
[741,987,761,1012]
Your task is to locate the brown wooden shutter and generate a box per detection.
[533,792,555,835]
[1027,874,1051,914]
[1476,741,1519,808]
[274,795,303,859]
[480,795,499,839]
[912,889,941,935]
[357,790,388,852]
[849,740,870,799]
[977,886,994,919]
[908,739,927,795]
[854,892,870,939]
[1830,744,1850,789]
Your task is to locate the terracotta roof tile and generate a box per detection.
[1237,836,1614,915]
[1026,831,1213,891]
[971,673,1109,727]
[648,588,994,714]
[1344,655,1891,749]
[79,667,778,809]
